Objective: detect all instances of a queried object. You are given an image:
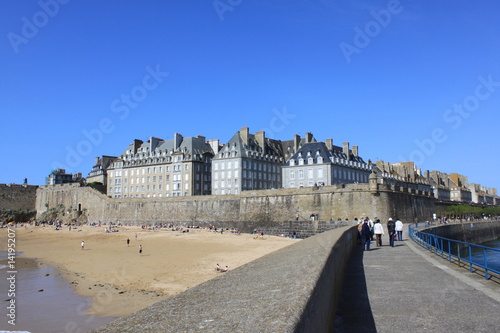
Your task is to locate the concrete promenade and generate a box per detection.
[334,226,500,332]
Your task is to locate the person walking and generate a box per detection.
[373,219,384,247]
[139,245,143,256]
[127,238,130,247]
[81,241,85,250]
[387,218,396,247]
[361,219,372,251]
[395,218,403,241]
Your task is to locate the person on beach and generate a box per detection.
[81,241,85,250]
[127,238,130,247]
[387,218,396,247]
[373,219,384,247]
[139,245,142,255]
[395,218,403,241]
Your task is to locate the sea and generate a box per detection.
[470,238,500,273]
[0,252,116,333]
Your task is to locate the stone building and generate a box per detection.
[107,133,217,198]
[373,161,432,194]
[449,173,472,203]
[282,140,372,188]
[425,170,452,201]
[86,155,117,185]
[211,127,284,195]
[46,169,82,185]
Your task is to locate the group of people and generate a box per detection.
[358,217,403,251]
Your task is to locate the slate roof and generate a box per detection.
[286,142,366,166]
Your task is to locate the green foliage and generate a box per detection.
[444,204,500,218]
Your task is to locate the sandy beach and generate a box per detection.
[0,224,300,318]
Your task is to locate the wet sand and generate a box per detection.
[0,225,299,326]
[0,255,117,332]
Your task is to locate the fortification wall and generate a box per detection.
[0,183,38,211]
[36,183,436,234]
[424,221,500,245]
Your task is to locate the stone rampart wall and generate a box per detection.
[423,221,500,245]
[91,226,359,333]
[36,183,436,234]
[0,184,38,211]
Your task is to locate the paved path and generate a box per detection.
[334,227,500,333]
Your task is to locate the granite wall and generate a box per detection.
[36,183,436,234]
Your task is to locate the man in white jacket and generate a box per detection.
[395,219,403,241]
[373,219,384,247]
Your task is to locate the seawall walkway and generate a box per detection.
[334,226,500,332]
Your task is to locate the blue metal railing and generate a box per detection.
[409,223,500,280]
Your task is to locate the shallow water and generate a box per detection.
[470,238,500,272]
[0,252,117,333]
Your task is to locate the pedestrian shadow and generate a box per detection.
[334,246,377,333]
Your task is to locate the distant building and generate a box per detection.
[211,127,285,195]
[86,155,117,185]
[449,173,472,203]
[107,133,216,198]
[282,140,371,188]
[373,161,432,193]
[425,170,451,201]
[46,169,82,185]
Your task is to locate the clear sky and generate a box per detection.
[1,0,499,190]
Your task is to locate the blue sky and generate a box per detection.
[1,0,499,190]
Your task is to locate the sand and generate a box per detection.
[0,225,300,317]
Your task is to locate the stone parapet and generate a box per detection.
[91,226,358,333]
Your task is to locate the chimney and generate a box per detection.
[95,156,100,165]
[305,132,313,143]
[255,130,265,149]
[174,133,183,150]
[209,139,220,154]
[325,138,333,150]
[197,135,206,142]
[240,127,249,146]
[150,137,161,151]
[294,134,301,151]
[133,139,143,154]
[352,145,358,157]
[343,142,350,160]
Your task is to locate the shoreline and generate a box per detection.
[1,225,300,318]
[0,255,117,332]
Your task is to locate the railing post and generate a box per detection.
[469,245,473,273]
[484,248,489,281]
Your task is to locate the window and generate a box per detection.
[290,170,295,180]
[299,170,304,179]
[185,174,188,180]
[318,168,323,178]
